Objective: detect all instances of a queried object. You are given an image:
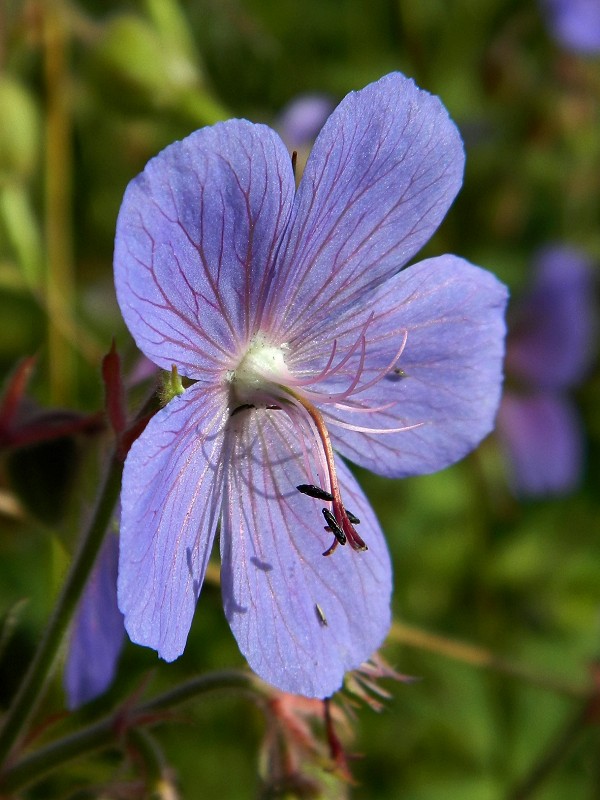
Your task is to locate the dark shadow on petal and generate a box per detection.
[250,556,273,572]
[222,591,248,615]
[384,369,408,383]
[185,546,202,600]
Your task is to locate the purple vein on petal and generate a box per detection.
[221,407,391,698]
[115,121,296,378]
[118,383,228,661]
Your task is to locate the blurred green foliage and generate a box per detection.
[0,0,599,798]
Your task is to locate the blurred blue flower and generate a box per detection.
[64,520,125,709]
[276,94,335,149]
[497,245,596,496]
[113,72,507,698]
[540,0,600,54]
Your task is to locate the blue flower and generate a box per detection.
[276,94,335,149]
[540,0,600,55]
[65,523,125,709]
[114,72,507,697]
[497,245,596,496]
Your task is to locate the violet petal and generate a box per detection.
[541,0,600,54]
[267,72,465,341]
[310,255,508,478]
[496,391,583,496]
[506,245,595,390]
[114,121,296,378]
[118,383,227,661]
[221,408,392,698]
[65,530,124,709]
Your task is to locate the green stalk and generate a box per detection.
[390,621,586,700]
[0,670,260,794]
[44,0,76,404]
[0,455,123,768]
[509,704,590,799]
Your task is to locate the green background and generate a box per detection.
[1,0,599,797]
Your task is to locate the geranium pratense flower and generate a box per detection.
[114,72,507,698]
[540,0,600,54]
[497,245,596,496]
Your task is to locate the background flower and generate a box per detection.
[540,0,600,54]
[276,94,335,149]
[496,245,597,496]
[64,522,125,709]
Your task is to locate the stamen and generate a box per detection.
[297,484,334,501]
[291,150,297,178]
[322,540,339,558]
[325,416,426,435]
[299,327,409,404]
[331,399,397,414]
[286,315,371,389]
[296,484,361,524]
[297,483,361,524]
[322,508,347,546]
[284,388,368,554]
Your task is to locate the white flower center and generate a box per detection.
[228,333,289,403]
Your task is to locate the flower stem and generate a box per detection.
[390,621,586,699]
[508,704,589,800]
[0,670,261,794]
[0,454,123,768]
[44,0,76,403]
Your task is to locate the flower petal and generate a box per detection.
[318,255,508,478]
[114,121,296,378]
[266,72,465,340]
[64,529,124,709]
[220,408,392,698]
[506,245,596,390]
[496,391,583,496]
[118,384,227,661]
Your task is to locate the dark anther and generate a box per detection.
[230,403,256,417]
[298,484,360,525]
[291,150,298,178]
[297,484,334,501]
[322,508,346,546]
[345,509,360,525]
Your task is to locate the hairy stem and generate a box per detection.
[508,704,589,799]
[390,621,586,699]
[0,670,261,794]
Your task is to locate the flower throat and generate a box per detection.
[228,334,367,557]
